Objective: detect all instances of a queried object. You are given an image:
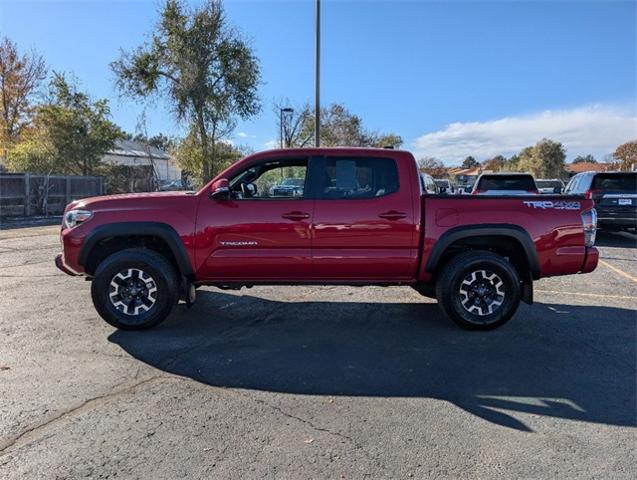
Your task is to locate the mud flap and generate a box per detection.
[521,281,533,305]
[180,278,196,308]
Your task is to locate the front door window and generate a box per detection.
[230,160,307,200]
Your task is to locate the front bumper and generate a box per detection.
[581,247,599,274]
[55,253,81,276]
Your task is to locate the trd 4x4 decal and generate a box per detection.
[523,200,581,210]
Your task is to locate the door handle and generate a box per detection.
[282,211,310,221]
[378,210,407,221]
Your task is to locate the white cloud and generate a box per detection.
[412,105,637,165]
[237,131,255,139]
[264,139,279,150]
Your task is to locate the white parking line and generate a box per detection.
[599,260,637,285]
[535,289,635,300]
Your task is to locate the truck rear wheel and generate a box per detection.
[91,248,179,330]
[435,250,521,330]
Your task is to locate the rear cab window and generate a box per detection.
[536,180,562,189]
[592,173,637,193]
[476,175,537,191]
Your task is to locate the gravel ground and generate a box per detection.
[0,225,635,479]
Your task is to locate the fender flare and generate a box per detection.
[425,224,541,280]
[78,222,194,277]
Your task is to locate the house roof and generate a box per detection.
[448,166,482,176]
[107,139,171,160]
[565,162,613,173]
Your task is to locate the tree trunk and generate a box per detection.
[210,123,217,180]
[196,111,210,181]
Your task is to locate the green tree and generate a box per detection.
[418,157,446,177]
[461,156,479,169]
[517,139,566,178]
[613,141,637,172]
[112,0,261,181]
[504,154,519,171]
[7,72,122,175]
[369,132,403,149]
[0,37,47,157]
[482,155,506,172]
[572,154,597,164]
[125,131,177,152]
[174,131,247,188]
[278,102,402,148]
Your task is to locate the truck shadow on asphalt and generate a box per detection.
[109,291,636,432]
[596,230,636,249]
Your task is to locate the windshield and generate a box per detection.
[281,178,305,187]
[592,173,637,193]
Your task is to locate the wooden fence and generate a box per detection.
[0,174,104,217]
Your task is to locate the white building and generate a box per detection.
[102,139,181,182]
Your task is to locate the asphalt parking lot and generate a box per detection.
[0,223,635,479]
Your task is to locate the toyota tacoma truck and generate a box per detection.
[55,148,599,331]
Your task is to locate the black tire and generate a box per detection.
[91,248,179,330]
[435,250,521,330]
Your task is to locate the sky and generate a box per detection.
[1,0,636,164]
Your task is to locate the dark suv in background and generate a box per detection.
[564,171,637,232]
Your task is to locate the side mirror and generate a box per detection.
[554,186,563,194]
[209,178,230,199]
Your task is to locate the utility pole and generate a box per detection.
[314,0,321,147]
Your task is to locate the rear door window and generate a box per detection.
[566,175,584,193]
[318,157,399,199]
[592,173,637,193]
[477,175,536,191]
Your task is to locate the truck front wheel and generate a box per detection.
[435,250,521,330]
[91,248,179,330]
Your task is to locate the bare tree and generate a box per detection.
[273,99,312,148]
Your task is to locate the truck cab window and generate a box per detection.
[319,157,399,199]
[229,160,307,199]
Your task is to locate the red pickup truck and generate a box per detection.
[55,148,599,331]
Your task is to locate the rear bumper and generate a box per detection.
[55,253,81,276]
[596,206,636,229]
[581,247,599,274]
[598,217,637,229]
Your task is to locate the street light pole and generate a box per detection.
[279,107,293,148]
[314,0,321,147]
[280,108,284,149]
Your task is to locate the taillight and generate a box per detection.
[527,189,539,194]
[581,208,597,247]
[584,189,599,200]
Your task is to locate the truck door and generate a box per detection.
[311,155,419,280]
[195,157,314,281]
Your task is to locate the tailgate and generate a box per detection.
[591,173,637,209]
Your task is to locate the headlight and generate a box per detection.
[63,210,93,229]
